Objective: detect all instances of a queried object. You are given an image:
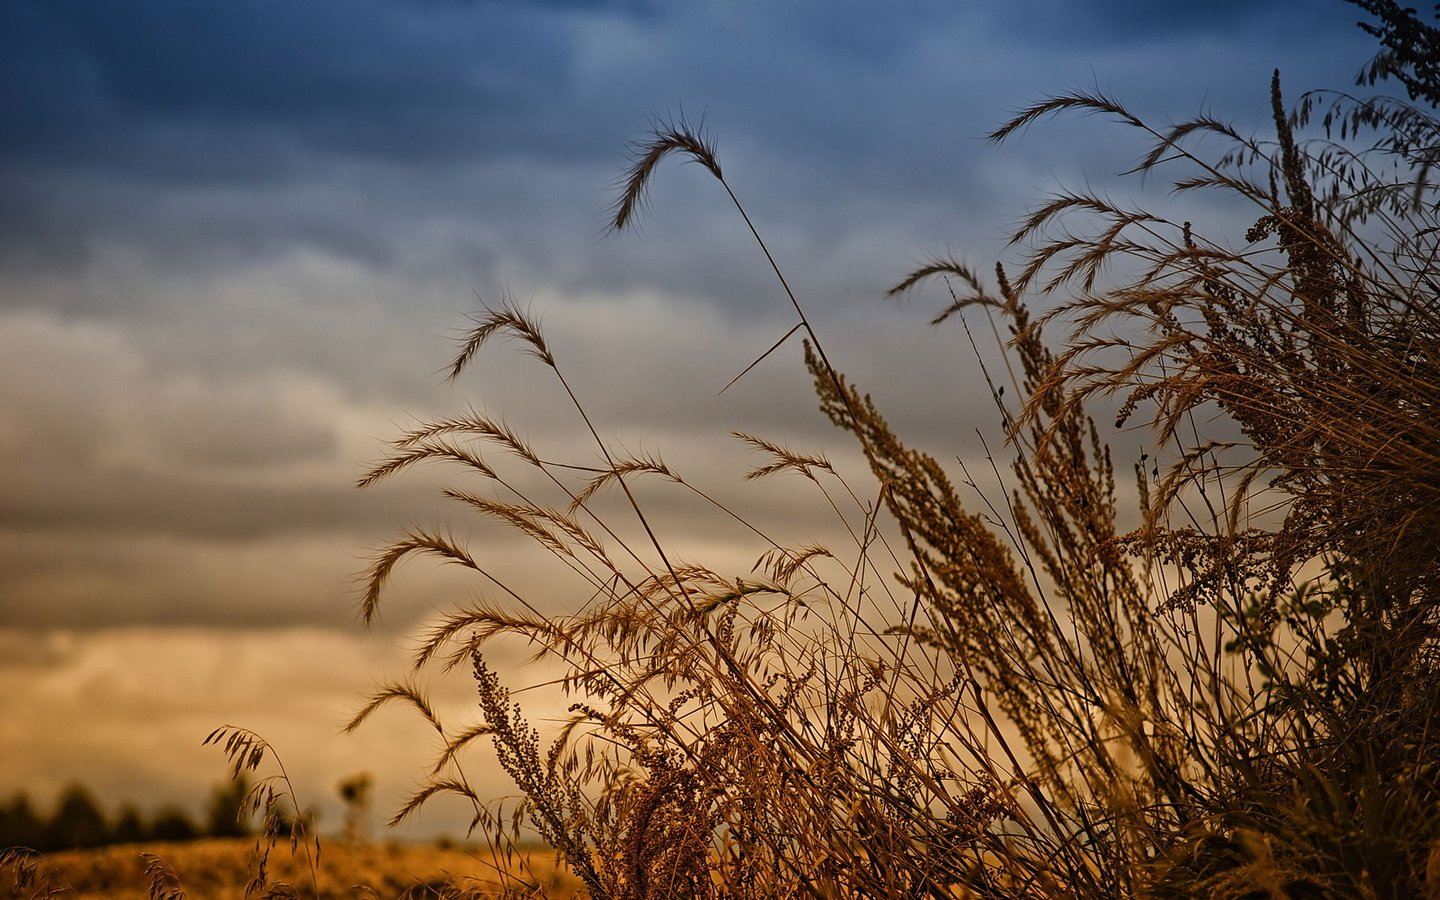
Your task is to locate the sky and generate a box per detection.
[1,0,1382,840]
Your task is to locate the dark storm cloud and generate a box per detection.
[0,0,972,268]
[997,0,1363,43]
[0,0,587,172]
[0,0,1390,607]
[0,0,1379,321]
[2,0,1379,185]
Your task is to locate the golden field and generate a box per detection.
[3,838,581,898]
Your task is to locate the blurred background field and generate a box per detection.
[3,838,580,899]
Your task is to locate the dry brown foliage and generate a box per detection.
[349,65,1440,897]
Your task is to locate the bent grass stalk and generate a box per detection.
[204,726,321,900]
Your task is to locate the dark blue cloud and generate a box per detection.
[2,0,1378,186]
[0,0,1384,310]
[0,0,596,175]
[998,0,1362,43]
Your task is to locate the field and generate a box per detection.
[2,838,580,899]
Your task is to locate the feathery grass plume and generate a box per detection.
[140,852,186,900]
[341,671,500,847]
[203,727,320,899]
[0,846,73,898]
[568,453,678,514]
[361,311,993,895]
[815,267,1192,893]
[609,113,876,471]
[369,117,1130,895]
[734,432,834,481]
[887,257,1005,326]
[1010,73,1440,601]
[384,408,540,460]
[354,441,496,490]
[449,301,555,381]
[976,69,1440,893]
[359,528,483,625]
[345,681,445,736]
[610,117,722,233]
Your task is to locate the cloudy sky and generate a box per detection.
[1,0,1380,840]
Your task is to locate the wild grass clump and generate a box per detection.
[352,25,1440,900]
[203,725,321,899]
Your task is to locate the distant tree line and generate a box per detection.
[0,780,251,852]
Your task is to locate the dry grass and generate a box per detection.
[348,64,1440,898]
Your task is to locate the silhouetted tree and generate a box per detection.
[148,806,199,842]
[44,785,108,850]
[205,776,251,838]
[111,804,147,845]
[0,792,43,849]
